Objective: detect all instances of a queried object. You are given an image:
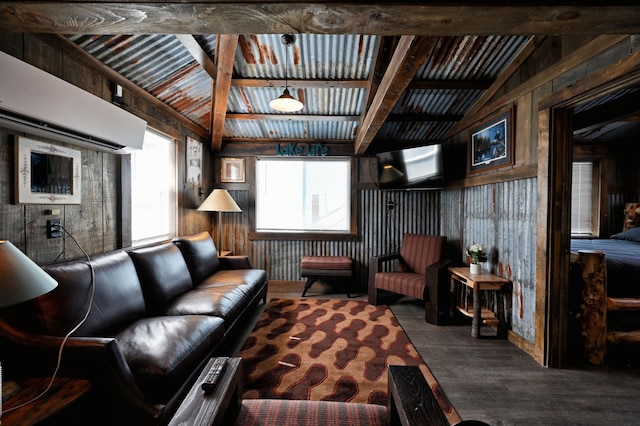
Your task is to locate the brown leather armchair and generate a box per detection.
[368,233,451,325]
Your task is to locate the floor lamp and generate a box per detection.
[197,189,242,251]
[0,240,58,403]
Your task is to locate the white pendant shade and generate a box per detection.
[198,189,242,212]
[0,240,58,308]
[270,88,304,112]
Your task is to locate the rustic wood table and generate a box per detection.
[449,266,510,338]
[168,357,242,426]
[2,377,91,426]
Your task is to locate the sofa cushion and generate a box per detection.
[235,399,388,426]
[129,243,194,315]
[42,251,146,336]
[117,314,225,402]
[173,232,220,284]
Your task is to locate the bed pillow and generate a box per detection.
[611,227,640,243]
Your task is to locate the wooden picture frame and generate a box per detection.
[186,136,202,186]
[15,136,82,204]
[468,108,514,174]
[221,157,245,183]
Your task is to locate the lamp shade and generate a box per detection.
[0,240,58,308]
[197,189,242,212]
[269,88,304,112]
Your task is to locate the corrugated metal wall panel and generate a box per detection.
[442,178,537,343]
[218,189,440,291]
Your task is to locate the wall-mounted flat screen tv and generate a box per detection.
[376,143,444,190]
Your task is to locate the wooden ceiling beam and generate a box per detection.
[33,33,210,139]
[176,34,217,80]
[225,113,358,122]
[232,78,368,89]
[2,3,639,36]
[355,35,437,155]
[211,34,238,152]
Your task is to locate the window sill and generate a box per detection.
[248,231,358,241]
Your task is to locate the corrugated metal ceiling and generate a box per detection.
[65,33,537,152]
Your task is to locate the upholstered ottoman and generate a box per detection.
[300,255,353,297]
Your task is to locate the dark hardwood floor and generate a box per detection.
[234,280,640,426]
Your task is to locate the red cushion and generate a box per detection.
[398,234,444,274]
[375,272,426,300]
[235,399,388,426]
[300,256,352,270]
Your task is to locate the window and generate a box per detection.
[131,129,177,245]
[571,161,598,237]
[255,157,352,235]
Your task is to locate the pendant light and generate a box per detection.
[270,34,303,112]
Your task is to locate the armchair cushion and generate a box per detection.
[398,234,444,274]
[374,272,427,300]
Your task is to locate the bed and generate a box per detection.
[570,226,640,364]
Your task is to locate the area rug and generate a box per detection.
[239,298,459,423]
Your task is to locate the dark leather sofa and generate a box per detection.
[0,231,267,425]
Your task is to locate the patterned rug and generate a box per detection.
[239,298,459,422]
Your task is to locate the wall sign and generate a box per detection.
[276,143,328,156]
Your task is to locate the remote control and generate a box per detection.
[201,357,229,393]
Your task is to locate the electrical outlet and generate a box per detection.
[47,219,62,238]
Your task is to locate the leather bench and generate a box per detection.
[300,255,352,297]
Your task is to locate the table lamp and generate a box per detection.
[197,189,242,251]
[0,240,58,404]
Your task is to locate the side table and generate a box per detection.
[448,266,510,338]
[169,357,242,426]
[2,377,91,426]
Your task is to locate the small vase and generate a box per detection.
[470,263,481,274]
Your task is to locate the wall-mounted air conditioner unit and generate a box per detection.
[0,51,147,154]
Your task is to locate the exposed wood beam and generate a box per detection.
[355,35,437,155]
[2,3,640,36]
[388,113,464,122]
[34,33,209,139]
[176,34,217,80]
[408,80,494,90]
[225,113,358,122]
[232,78,368,89]
[211,34,238,152]
[450,35,628,136]
[573,91,640,131]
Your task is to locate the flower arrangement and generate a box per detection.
[465,244,488,264]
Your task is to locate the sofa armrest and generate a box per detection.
[0,320,161,424]
[219,255,253,269]
[387,365,450,426]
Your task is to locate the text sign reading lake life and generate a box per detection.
[276,143,329,156]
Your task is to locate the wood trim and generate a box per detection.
[446,164,538,189]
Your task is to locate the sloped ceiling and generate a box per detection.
[2,2,640,154]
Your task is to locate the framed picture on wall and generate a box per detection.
[186,136,202,186]
[221,158,245,183]
[468,107,514,174]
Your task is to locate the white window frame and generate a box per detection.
[130,129,177,246]
[253,157,354,238]
[571,161,600,237]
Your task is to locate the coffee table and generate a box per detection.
[168,357,242,426]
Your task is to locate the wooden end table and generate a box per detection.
[2,377,91,425]
[169,357,242,426]
[448,266,510,338]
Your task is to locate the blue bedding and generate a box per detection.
[571,238,640,297]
